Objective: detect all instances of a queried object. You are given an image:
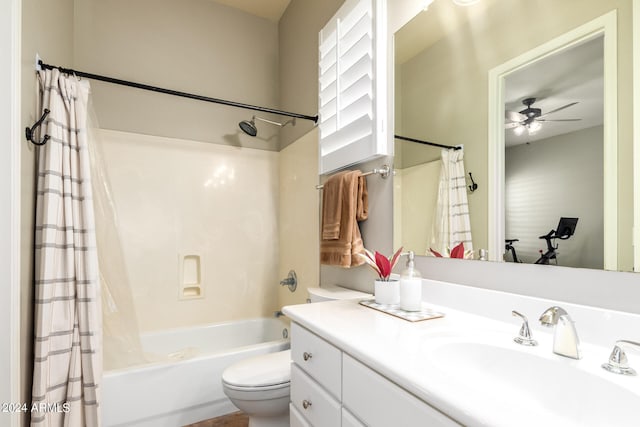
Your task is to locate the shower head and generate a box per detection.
[239,117,258,137]
[238,115,296,137]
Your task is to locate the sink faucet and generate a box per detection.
[602,340,640,376]
[539,306,581,359]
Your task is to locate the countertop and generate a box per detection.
[283,296,640,427]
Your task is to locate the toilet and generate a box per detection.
[221,285,371,427]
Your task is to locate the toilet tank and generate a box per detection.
[307,285,372,303]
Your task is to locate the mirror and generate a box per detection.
[393,0,634,271]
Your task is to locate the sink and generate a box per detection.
[425,340,640,426]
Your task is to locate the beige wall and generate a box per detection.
[74,0,281,151]
[98,129,280,332]
[278,0,345,148]
[20,0,75,423]
[394,160,441,256]
[278,128,320,307]
[397,0,633,270]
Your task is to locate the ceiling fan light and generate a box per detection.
[452,0,480,6]
[514,125,525,136]
[529,121,542,133]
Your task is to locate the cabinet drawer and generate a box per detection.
[342,354,461,427]
[290,403,311,427]
[291,323,342,398]
[291,363,341,427]
[342,408,366,427]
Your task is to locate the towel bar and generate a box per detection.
[316,164,391,189]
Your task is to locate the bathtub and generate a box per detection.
[102,317,290,427]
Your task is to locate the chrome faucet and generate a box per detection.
[539,306,581,359]
[511,310,537,346]
[602,340,640,376]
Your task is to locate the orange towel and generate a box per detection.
[320,170,368,267]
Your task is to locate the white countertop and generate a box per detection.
[283,284,640,427]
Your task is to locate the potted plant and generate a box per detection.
[360,247,403,305]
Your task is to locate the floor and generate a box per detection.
[184,412,249,427]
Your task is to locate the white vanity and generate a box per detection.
[283,279,640,427]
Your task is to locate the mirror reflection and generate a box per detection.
[504,35,604,269]
[393,140,474,258]
[393,0,634,271]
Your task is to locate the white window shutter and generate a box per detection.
[318,0,388,175]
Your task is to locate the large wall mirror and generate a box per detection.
[393,0,635,272]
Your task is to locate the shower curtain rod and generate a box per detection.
[394,134,462,150]
[38,60,319,123]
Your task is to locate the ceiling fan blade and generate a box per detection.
[506,110,526,122]
[504,122,521,129]
[539,101,579,117]
[537,118,582,122]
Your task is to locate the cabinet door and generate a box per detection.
[342,354,461,427]
[318,0,389,174]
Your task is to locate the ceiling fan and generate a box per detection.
[505,97,581,136]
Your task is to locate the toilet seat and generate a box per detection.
[222,349,291,391]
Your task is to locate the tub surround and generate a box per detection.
[283,279,640,426]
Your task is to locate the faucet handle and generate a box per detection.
[512,310,538,346]
[602,340,640,376]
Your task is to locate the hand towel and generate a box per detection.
[320,170,368,267]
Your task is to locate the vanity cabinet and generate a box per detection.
[318,0,390,174]
[290,322,460,427]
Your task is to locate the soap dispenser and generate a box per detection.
[400,251,422,311]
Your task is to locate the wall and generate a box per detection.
[1,0,20,424]
[278,128,320,307]
[278,0,345,148]
[394,160,441,255]
[74,0,281,151]
[505,126,604,268]
[98,129,280,332]
[20,0,75,423]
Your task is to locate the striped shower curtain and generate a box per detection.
[32,69,102,426]
[429,148,474,256]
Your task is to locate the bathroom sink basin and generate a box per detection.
[426,340,640,426]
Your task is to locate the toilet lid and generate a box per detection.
[222,350,291,388]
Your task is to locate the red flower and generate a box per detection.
[360,247,404,281]
[430,242,466,258]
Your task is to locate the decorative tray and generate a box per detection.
[359,299,445,322]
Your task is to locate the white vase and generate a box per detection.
[374,280,400,305]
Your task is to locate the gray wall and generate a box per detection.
[278,0,345,149]
[74,0,281,151]
[505,126,604,268]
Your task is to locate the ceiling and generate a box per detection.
[504,35,604,147]
[210,0,292,22]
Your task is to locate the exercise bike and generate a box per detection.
[505,239,522,263]
[534,217,578,265]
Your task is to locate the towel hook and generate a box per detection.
[468,172,478,193]
[25,109,50,146]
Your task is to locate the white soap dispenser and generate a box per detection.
[400,251,422,311]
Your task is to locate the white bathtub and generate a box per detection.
[102,317,290,427]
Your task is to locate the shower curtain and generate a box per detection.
[429,148,474,257]
[31,69,102,426]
